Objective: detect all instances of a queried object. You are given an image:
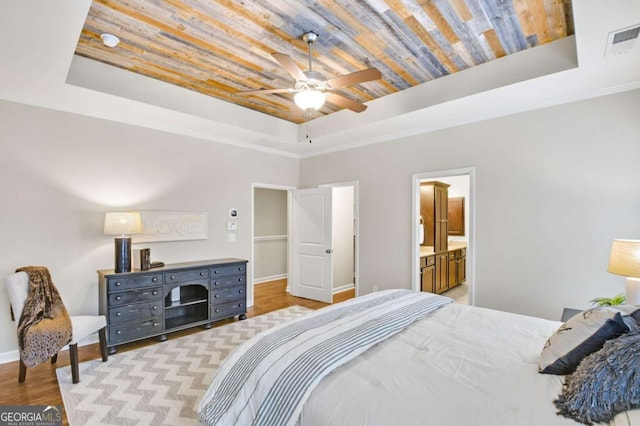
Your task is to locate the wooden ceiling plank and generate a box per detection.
[512,0,537,38]
[478,1,528,54]
[404,15,459,74]
[448,0,473,22]
[85,3,300,94]
[92,0,264,72]
[417,0,460,45]
[483,29,506,59]
[320,0,425,85]
[525,0,552,44]
[543,0,569,39]
[380,1,452,79]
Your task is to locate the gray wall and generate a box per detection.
[300,89,640,320]
[253,188,288,282]
[0,100,299,356]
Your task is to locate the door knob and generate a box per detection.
[326,249,333,254]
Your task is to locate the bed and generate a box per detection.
[198,290,640,425]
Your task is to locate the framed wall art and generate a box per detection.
[133,211,208,243]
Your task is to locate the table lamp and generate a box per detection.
[607,239,640,305]
[104,211,142,273]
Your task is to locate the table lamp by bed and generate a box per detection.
[104,211,142,273]
[607,239,640,305]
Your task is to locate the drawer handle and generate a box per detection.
[200,272,204,276]
[116,312,121,317]
[215,308,220,313]
[214,294,219,298]
[214,270,219,274]
[239,303,244,307]
[115,282,121,287]
[170,275,175,280]
[153,322,159,327]
[238,267,242,271]
[116,330,122,335]
[238,278,242,282]
[152,305,158,310]
[152,277,158,282]
[214,282,219,286]
[152,290,158,296]
[115,296,122,301]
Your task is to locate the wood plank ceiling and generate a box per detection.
[75,0,573,124]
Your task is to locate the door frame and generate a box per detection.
[318,181,360,298]
[250,182,296,307]
[411,168,475,305]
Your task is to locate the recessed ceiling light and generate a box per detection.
[100,33,120,48]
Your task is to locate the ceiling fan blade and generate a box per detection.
[326,93,367,113]
[234,88,293,95]
[327,68,382,89]
[272,53,307,82]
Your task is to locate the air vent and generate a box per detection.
[606,25,640,56]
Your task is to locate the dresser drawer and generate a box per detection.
[210,300,246,321]
[210,274,245,289]
[109,319,163,345]
[108,274,162,292]
[164,269,209,284]
[109,287,162,306]
[109,301,162,325]
[211,263,246,278]
[211,285,245,304]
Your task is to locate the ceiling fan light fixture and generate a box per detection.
[294,89,326,110]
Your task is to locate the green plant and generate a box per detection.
[590,293,626,307]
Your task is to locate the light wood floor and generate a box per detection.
[0,279,353,424]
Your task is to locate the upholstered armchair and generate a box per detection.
[5,271,108,383]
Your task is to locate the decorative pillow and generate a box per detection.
[615,304,640,331]
[554,331,640,424]
[538,307,629,375]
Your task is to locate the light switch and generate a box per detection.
[227,221,238,231]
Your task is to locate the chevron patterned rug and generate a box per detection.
[56,306,312,425]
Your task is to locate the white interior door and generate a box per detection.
[290,187,333,303]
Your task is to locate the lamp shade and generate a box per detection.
[294,89,326,110]
[607,239,640,278]
[104,212,142,235]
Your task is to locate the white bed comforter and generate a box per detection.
[298,300,639,426]
[199,290,451,425]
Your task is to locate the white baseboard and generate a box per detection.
[333,283,355,294]
[0,334,100,365]
[254,274,287,284]
[283,283,354,295]
[0,349,19,365]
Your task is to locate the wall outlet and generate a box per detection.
[228,233,236,243]
[372,285,378,292]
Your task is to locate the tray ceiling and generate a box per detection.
[75,0,573,125]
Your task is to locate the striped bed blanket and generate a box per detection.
[198,289,452,426]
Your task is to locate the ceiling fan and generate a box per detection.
[235,31,382,113]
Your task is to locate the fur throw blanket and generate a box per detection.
[16,266,72,368]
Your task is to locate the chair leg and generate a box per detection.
[69,343,79,384]
[18,358,27,383]
[99,327,108,362]
[51,353,58,364]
